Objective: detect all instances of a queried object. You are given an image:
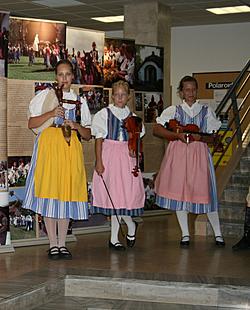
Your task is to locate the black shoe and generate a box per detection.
[180,235,190,246]
[215,236,225,247]
[126,221,138,248]
[232,235,250,251]
[59,246,72,260]
[109,241,126,251]
[47,246,60,260]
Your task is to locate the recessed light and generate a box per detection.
[206,5,250,15]
[91,15,124,23]
[32,0,85,8]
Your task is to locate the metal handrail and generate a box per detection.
[212,59,250,168]
[215,59,250,116]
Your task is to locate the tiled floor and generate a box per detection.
[0,213,250,309]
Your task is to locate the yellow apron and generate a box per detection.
[34,127,87,202]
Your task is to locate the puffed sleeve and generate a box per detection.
[206,107,221,133]
[156,105,176,126]
[80,96,92,128]
[29,89,49,117]
[91,108,108,139]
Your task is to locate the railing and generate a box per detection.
[212,59,250,198]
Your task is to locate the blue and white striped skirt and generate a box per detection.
[22,133,89,220]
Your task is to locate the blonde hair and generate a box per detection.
[112,80,130,95]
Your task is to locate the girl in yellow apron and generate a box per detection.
[23,59,91,260]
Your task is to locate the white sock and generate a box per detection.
[207,211,223,240]
[122,216,136,240]
[176,210,189,240]
[44,217,57,248]
[58,219,70,248]
[111,215,121,244]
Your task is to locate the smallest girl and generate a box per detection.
[91,80,145,250]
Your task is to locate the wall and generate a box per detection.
[171,22,250,105]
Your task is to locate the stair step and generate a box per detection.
[207,219,244,238]
[226,183,249,190]
[231,174,250,185]
[223,188,249,203]
[218,201,245,221]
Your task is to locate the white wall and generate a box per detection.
[171,22,250,104]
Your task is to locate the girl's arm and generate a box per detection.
[28,106,64,129]
[153,123,187,143]
[95,138,105,175]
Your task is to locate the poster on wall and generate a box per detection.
[142,172,161,211]
[103,38,135,88]
[7,156,39,240]
[144,92,164,123]
[8,17,66,81]
[66,26,104,85]
[135,44,164,92]
[0,11,9,78]
[0,206,9,245]
[79,85,105,114]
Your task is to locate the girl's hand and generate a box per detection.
[129,149,136,158]
[177,132,188,143]
[63,120,80,130]
[95,161,105,175]
[52,106,64,118]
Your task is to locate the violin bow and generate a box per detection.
[100,175,125,237]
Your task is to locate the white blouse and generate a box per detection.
[29,88,92,127]
[156,100,221,133]
[91,104,145,140]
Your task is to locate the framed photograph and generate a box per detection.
[0,160,7,190]
[103,38,135,88]
[142,172,160,211]
[135,91,143,111]
[0,206,9,245]
[0,11,9,77]
[144,92,164,123]
[79,85,104,114]
[66,26,104,85]
[135,44,164,92]
[8,17,66,80]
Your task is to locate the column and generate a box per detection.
[124,0,171,172]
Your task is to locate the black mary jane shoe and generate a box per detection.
[180,235,190,247]
[109,241,126,251]
[126,221,138,248]
[47,246,60,260]
[215,236,225,247]
[59,246,73,260]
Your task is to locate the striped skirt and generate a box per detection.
[22,127,89,219]
[155,141,218,214]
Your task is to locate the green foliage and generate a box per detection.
[8,56,55,81]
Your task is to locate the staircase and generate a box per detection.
[208,146,250,238]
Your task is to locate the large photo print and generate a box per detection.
[8,17,66,80]
[66,26,104,85]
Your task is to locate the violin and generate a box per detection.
[53,83,72,146]
[166,119,220,146]
[123,115,143,177]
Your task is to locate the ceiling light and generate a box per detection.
[32,0,85,8]
[91,15,124,23]
[206,5,250,15]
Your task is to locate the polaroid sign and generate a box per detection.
[206,82,233,89]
